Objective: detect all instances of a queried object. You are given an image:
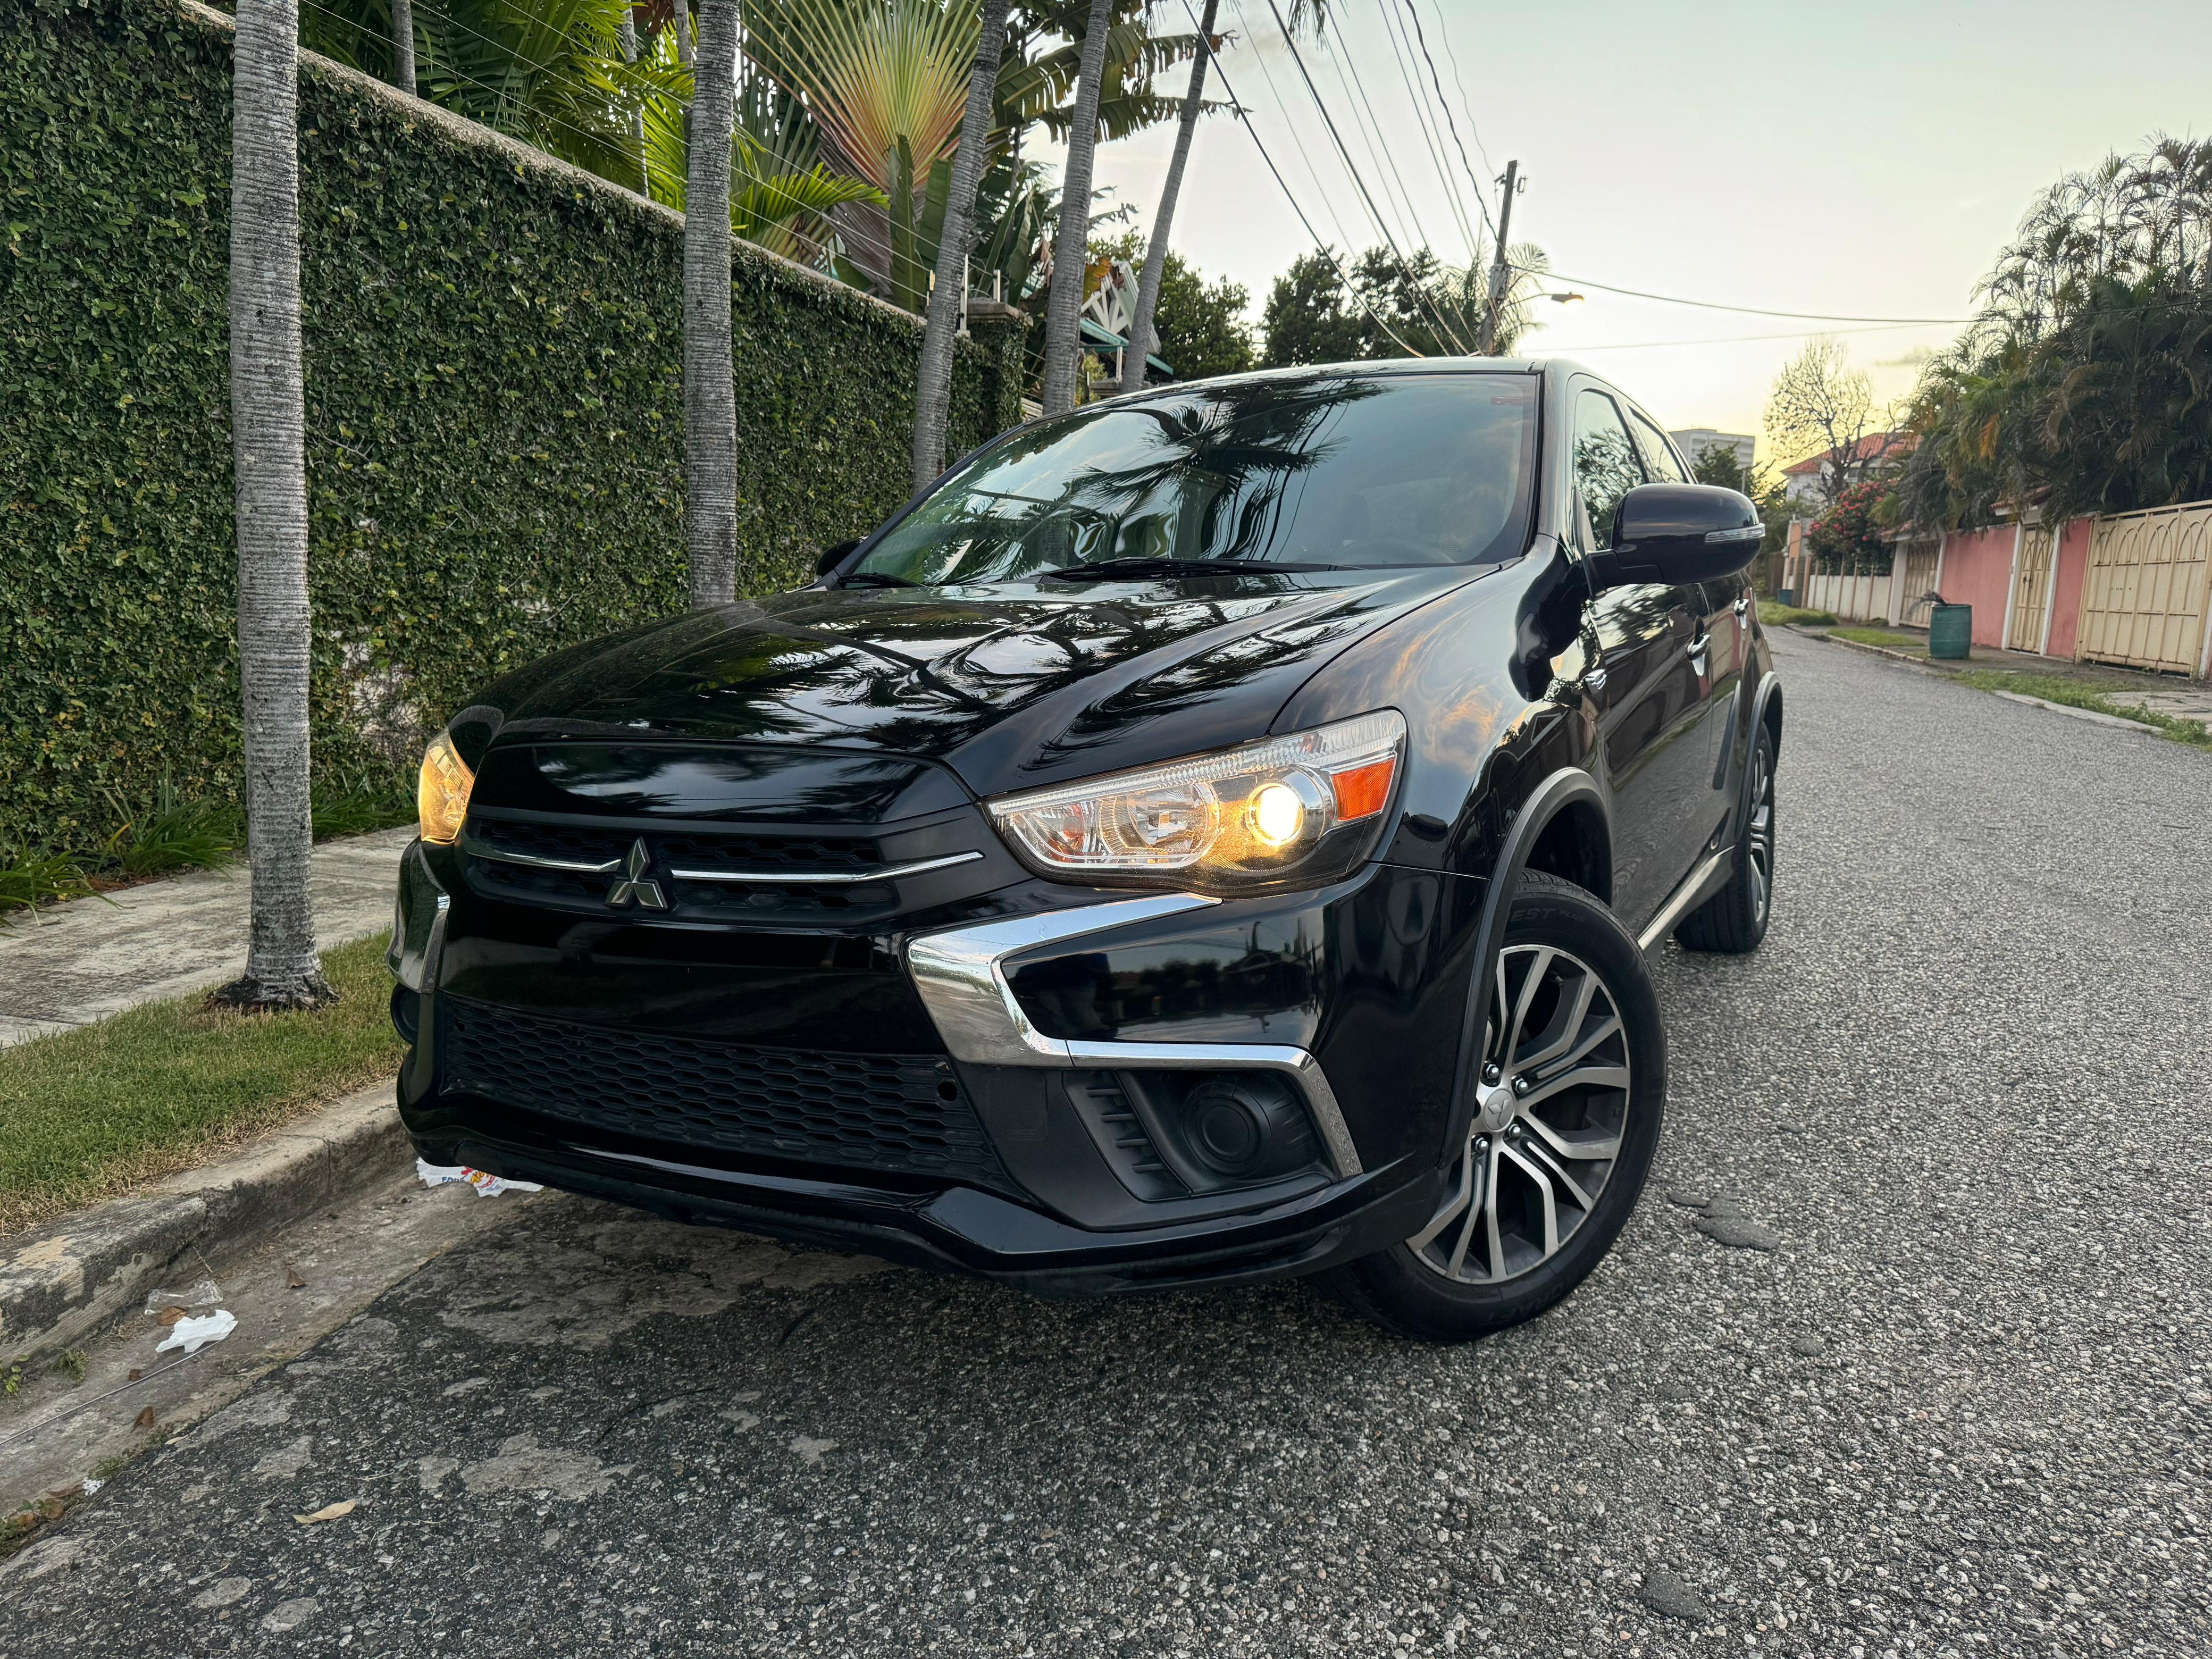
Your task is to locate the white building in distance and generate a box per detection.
[1670,429,1756,474]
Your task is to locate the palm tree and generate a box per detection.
[912,0,1012,490]
[1037,0,1113,415]
[741,0,981,304]
[390,0,417,90]
[217,0,330,1010]
[1124,0,1219,393]
[686,0,741,606]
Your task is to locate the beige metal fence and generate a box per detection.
[2007,526,2055,652]
[2077,502,2212,675]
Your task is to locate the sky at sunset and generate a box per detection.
[1046,0,2210,464]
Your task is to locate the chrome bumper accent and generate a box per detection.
[906,895,1364,1179]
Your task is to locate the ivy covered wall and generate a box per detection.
[0,0,1024,850]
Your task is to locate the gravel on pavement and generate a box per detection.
[4,634,2208,1657]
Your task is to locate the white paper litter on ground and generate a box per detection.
[415,1159,544,1198]
[155,1309,237,1354]
[145,1279,222,1315]
[81,1477,104,1496]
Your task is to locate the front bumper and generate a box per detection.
[390,835,1468,1292]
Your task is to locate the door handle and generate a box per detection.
[1686,632,1711,660]
[1733,596,1748,617]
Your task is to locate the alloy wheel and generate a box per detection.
[1409,944,1633,1285]
[1746,741,1774,925]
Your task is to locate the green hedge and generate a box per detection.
[0,0,1024,852]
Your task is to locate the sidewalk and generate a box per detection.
[0,828,414,1048]
[1805,624,2212,719]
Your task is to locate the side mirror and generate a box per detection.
[1595,484,1762,589]
[815,538,860,579]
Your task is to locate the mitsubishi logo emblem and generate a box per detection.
[605,839,666,910]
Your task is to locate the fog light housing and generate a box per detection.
[1181,1076,1318,1182]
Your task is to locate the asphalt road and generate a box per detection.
[6,633,2210,1656]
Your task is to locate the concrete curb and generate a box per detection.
[0,1081,406,1371]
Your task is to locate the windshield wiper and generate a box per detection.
[837,570,920,589]
[1040,558,1344,583]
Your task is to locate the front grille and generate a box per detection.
[439,997,1016,1193]
[462,816,896,917]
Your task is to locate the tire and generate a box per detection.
[1675,720,1775,954]
[1325,871,1666,1341]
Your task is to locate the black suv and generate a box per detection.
[391,359,1781,1339]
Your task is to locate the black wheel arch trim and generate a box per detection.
[1439,765,1609,1157]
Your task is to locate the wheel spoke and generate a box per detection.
[1409,1143,1476,1252]
[1529,1012,1620,1085]
[1520,1110,1622,1164]
[1512,968,1599,1072]
[1518,1132,1600,1204]
[1501,1141,1561,1258]
[1506,948,1555,1057]
[1515,1062,1630,1112]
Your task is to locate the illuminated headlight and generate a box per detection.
[416,728,475,845]
[986,710,1406,893]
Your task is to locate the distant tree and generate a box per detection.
[1260,241,1547,367]
[1095,233,1253,381]
[1260,250,1370,368]
[1890,138,2212,530]
[1765,338,1879,510]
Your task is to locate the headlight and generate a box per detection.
[417,728,475,845]
[986,710,1405,893]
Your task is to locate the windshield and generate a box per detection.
[851,372,1536,584]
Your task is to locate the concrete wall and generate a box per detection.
[1934,526,2017,649]
[2045,520,2094,660]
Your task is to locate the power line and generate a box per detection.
[1319,10,1434,261]
[1174,0,1428,358]
[1255,0,1474,353]
[1222,0,1369,268]
[1514,265,1971,324]
[1423,0,1494,182]
[1396,0,1497,247]
[1370,0,1479,263]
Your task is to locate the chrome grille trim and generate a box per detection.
[665,850,984,886]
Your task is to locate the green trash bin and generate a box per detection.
[1929,603,1972,659]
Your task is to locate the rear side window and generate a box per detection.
[1628,411,1687,483]
[1571,390,1645,551]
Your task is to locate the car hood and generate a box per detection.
[479,568,1489,800]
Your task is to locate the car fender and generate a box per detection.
[1438,765,1608,1157]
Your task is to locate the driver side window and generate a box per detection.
[1572,390,1645,551]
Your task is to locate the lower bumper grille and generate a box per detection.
[438,997,1016,1194]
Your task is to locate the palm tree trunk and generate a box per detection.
[1037,0,1115,416]
[219,0,329,1011]
[674,0,694,67]
[685,0,740,606]
[1125,0,1216,394]
[389,0,416,93]
[911,0,1011,491]
[616,11,646,196]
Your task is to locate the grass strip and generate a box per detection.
[1757,603,1838,628]
[1953,670,2212,748]
[0,933,403,1236]
[1830,627,1930,651]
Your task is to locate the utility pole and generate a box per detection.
[1478,160,1521,356]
